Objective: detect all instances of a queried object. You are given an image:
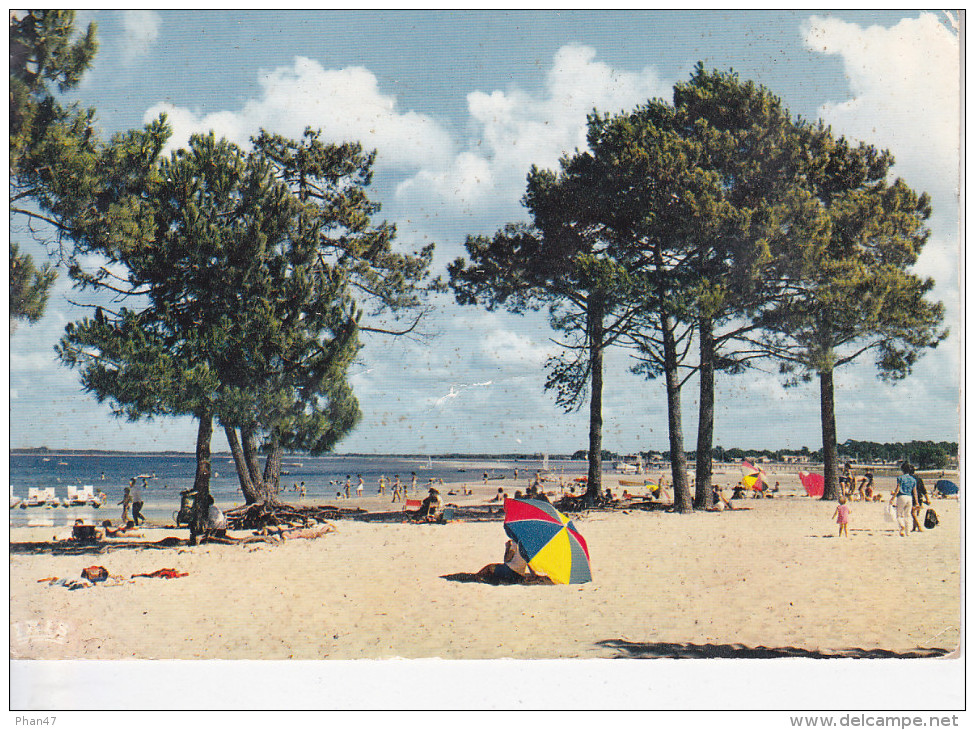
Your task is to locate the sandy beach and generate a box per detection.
[10,470,961,662]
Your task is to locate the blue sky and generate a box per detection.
[8,10,961,455]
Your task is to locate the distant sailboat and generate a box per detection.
[543,453,549,471]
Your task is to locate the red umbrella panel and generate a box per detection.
[503,498,591,584]
[799,471,825,497]
[740,460,768,491]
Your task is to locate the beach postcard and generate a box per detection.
[8,9,963,718]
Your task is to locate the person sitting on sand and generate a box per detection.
[474,539,553,585]
[413,488,443,521]
[102,519,138,538]
[488,487,505,503]
[857,470,873,501]
[205,494,228,538]
[712,485,733,511]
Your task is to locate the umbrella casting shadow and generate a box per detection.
[596,639,949,659]
[440,572,554,586]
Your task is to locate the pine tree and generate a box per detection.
[9,10,98,324]
[756,126,947,500]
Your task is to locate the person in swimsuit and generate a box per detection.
[475,539,552,585]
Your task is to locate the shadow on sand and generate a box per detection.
[10,538,184,556]
[440,572,554,586]
[596,638,949,659]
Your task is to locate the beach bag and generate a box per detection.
[884,503,896,523]
[81,566,109,582]
[924,509,939,529]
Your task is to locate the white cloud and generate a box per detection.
[396,44,670,211]
[121,10,161,64]
[146,57,455,166]
[479,328,554,367]
[801,13,959,200]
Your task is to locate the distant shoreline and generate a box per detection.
[9,448,578,459]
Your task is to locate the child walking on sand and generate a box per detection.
[833,496,851,537]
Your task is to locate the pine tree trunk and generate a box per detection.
[262,438,282,504]
[225,425,261,504]
[694,316,715,509]
[820,368,839,501]
[662,311,692,512]
[585,298,604,505]
[654,242,691,513]
[241,426,267,497]
[189,407,214,545]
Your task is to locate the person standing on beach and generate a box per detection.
[833,496,851,537]
[891,462,918,537]
[378,475,386,495]
[356,475,364,497]
[129,479,145,526]
[344,475,352,499]
[410,472,417,496]
[909,464,930,532]
[118,486,132,523]
[391,475,402,503]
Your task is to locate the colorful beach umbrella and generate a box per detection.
[503,498,591,584]
[799,471,825,498]
[740,460,768,492]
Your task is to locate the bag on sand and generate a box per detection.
[884,503,896,523]
[81,566,108,582]
[924,508,939,529]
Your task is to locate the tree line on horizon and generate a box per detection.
[11,12,947,531]
[572,440,958,470]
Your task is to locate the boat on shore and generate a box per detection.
[64,485,104,508]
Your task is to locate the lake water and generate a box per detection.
[8,452,586,527]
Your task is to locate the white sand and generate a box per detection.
[10,473,960,661]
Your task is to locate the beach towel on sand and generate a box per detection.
[40,577,89,590]
[131,568,189,579]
